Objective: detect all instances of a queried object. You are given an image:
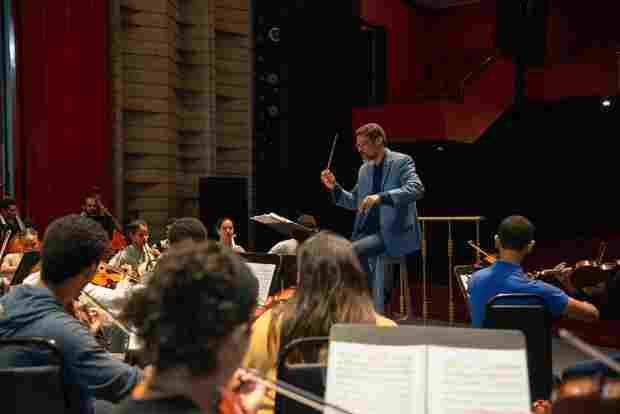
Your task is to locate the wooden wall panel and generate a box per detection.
[112,0,251,237]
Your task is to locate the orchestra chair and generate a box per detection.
[0,337,80,414]
[483,293,553,402]
[383,255,411,320]
[275,336,328,414]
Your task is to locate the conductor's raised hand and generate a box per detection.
[320,169,337,191]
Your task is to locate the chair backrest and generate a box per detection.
[483,293,553,402]
[275,336,329,414]
[0,337,78,414]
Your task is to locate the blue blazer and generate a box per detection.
[333,148,425,256]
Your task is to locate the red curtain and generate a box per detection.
[14,0,112,231]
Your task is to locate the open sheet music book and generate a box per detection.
[325,325,531,414]
[251,212,316,238]
[245,261,277,305]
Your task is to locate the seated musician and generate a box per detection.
[109,219,160,277]
[82,194,116,239]
[267,214,318,255]
[113,241,265,414]
[468,215,600,328]
[216,217,246,253]
[243,231,396,414]
[0,197,28,235]
[152,217,177,252]
[0,227,39,282]
[0,214,142,414]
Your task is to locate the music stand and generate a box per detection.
[240,253,297,297]
[11,251,41,286]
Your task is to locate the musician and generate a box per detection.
[109,219,160,275]
[0,227,38,281]
[0,214,142,414]
[468,215,600,328]
[320,123,425,313]
[216,217,246,253]
[168,217,208,246]
[82,195,116,239]
[0,198,28,235]
[113,241,264,414]
[153,217,178,252]
[244,231,396,414]
[267,214,318,255]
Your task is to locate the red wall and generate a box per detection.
[14,0,112,231]
[354,1,619,142]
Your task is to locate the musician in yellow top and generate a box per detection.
[243,232,396,414]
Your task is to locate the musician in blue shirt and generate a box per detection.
[468,215,600,328]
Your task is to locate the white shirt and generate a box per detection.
[268,239,299,255]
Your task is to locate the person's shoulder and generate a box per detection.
[389,149,413,164]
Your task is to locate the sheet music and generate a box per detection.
[427,346,530,414]
[251,212,295,224]
[246,262,277,305]
[325,341,426,414]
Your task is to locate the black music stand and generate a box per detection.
[251,213,316,240]
[11,251,41,286]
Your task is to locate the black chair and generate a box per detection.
[0,337,79,414]
[483,293,553,402]
[274,336,328,414]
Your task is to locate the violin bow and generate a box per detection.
[79,290,135,336]
[559,329,620,375]
[466,240,494,261]
[241,369,357,414]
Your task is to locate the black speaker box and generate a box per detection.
[199,177,250,249]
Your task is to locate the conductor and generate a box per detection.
[320,123,425,313]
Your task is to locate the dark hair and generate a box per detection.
[355,123,387,144]
[166,217,178,227]
[292,214,318,243]
[497,215,535,251]
[41,214,109,285]
[269,231,375,362]
[121,241,258,376]
[215,217,234,235]
[0,198,16,209]
[169,217,208,245]
[126,219,147,235]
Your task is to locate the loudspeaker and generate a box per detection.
[496,0,549,66]
[251,0,356,246]
[199,177,249,249]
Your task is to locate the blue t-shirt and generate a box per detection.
[468,260,569,328]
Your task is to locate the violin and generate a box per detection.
[90,262,139,289]
[255,287,297,318]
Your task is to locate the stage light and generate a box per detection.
[267,27,280,43]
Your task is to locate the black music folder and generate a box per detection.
[11,250,41,286]
[251,212,316,238]
[325,325,530,414]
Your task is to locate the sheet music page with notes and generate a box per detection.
[325,341,426,414]
[427,346,530,414]
[245,262,276,305]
